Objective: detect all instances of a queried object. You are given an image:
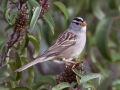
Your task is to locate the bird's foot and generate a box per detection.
[72,62,80,69]
[63,60,80,69]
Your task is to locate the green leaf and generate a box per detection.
[21,48,27,57]
[74,0,85,15]
[30,33,40,44]
[88,36,96,47]
[27,1,33,24]
[112,79,120,89]
[15,53,22,81]
[80,73,102,84]
[4,8,12,24]
[76,76,80,84]
[52,82,70,90]
[28,34,40,57]
[0,86,9,90]
[0,45,6,55]
[12,0,18,2]
[96,17,112,60]
[20,31,29,50]
[71,82,77,88]
[7,76,18,89]
[8,59,16,71]
[36,22,42,40]
[33,76,56,90]
[83,82,96,90]
[13,42,21,50]
[40,88,47,90]
[43,25,53,45]
[72,69,84,77]
[9,11,18,24]
[113,79,120,85]
[54,2,69,21]
[89,50,108,77]
[110,30,119,45]
[112,53,120,62]
[1,0,8,13]
[109,0,119,10]
[92,0,105,20]
[30,7,41,30]
[5,24,15,31]
[98,77,113,90]
[28,0,40,7]
[21,57,34,87]
[11,87,31,90]
[0,37,8,49]
[43,13,55,34]
[72,69,99,86]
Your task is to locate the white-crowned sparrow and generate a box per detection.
[15,17,87,72]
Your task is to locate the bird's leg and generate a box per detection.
[72,62,79,69]
[62,58,76,64]
[64,58,81,68]
[63,59,76,64]
[63,59,80,69]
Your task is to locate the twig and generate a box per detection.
[113,16,120,20]
[0,82,8,86]
[0,76,8,86]
[0,76,7,78]
[77,84,82,90]
[9,0,19,9]
[0,55,15,58]
[42,0,48,7]
[0,22,17,65]
[19,0,24,9]
[0,63,8,70]
[111,27,120,32]
[0,27,20,67]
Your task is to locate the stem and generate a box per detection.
[0,63,8,70]
[111,27,120,32]
[42,0,48,7]
[113,16,120,20]
[0,55,15,58]
[0,27,20,67]
[0,0,25,68]
[0,82,8,86]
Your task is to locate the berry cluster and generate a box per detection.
[15,6,28,31]
[56,61,86,84]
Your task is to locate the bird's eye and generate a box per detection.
[75,22,79,25]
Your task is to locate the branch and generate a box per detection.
[42,0,48,7]
[111,27,120,32]
[0,0,25,68]
[0,27,20,67]
[0,63,8,70]
[0,82,8,86]
[113,16,120,20]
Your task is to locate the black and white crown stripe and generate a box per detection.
[72,17,84,25]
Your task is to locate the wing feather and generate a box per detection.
[42,31,76,57]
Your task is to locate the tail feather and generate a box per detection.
[15,56,55,72]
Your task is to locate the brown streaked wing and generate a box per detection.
[42,31,76,57]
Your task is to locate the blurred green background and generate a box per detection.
[0,0,120,90]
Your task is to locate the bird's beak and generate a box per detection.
[81,21,87,26]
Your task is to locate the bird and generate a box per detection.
[15,17,87,72]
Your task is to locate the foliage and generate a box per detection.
[0,0,120,90]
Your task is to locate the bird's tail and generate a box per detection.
[15,56,55,72]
